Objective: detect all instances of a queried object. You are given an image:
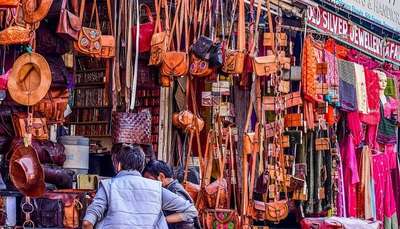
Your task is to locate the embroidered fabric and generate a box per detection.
[354,63,368,114]
[338,59,357,112]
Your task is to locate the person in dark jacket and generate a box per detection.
[82,145,197,229]
[143,160,201,229]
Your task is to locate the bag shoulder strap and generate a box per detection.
[106,0,114,35]
[237,0,245,51]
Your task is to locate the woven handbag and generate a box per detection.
[112,110,152,144]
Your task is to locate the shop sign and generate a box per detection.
[307,5,400,66]
[307,6,384,58]
[326,0,400,34]
[385,39,400,65]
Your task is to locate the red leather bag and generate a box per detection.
[132,4,154,53]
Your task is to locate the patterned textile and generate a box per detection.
[324,39,349,59]
[302,35,317,102]
[359,146,373,219]
[338,59,357,111]
[377,99,399,145]
[325,51,339,86]
[361,70,381,125]
[385,78,397,98]
[354,63,368,114]
[347,49,380,70]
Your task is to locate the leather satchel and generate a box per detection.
[32,198,64,228]
[74,0,102,56]
[57,0,82,40]
[172,110,204,132]
[0,24,31,45]
[112,110,152,144]
[263,32,287,47]
[149,31,169,66]
[284,91,302,108]
[265,200,289,223]
[252,55,278,77]
[132,4,155,53]
[202,209,239,229]
[284,113,303,128]
[222,49,245,74]
[190,54,213,77]
[12,113,49,140]
[315,138,330,151]
[205,178,228,209]
[94,0,115,58]
[160,52,189,77]
[191,35,213,60]
[33,89,69,124]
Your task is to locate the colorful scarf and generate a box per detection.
[338,59,357,112]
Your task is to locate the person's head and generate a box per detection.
[143,160,174,187]
[112,145,145,173]
[376,71,388,91]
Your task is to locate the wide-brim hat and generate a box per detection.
[9,140,45,197]
[7,52,51,106]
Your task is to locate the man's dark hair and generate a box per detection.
[143,160,173,178]
[113,145,145,172]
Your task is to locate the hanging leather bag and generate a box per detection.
[12,112,49,140]
[149,0,169,66]
[160,0,189,78]
[132,4,154,53]
[222,0,245,74]
[0,9,32,45]
[112,109,152,144]
[33,88,69,124]
[56,0,82,40]
[74,0,102,56]
[32,198,64,228]
[94,0,115,58]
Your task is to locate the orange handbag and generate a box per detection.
[12,113,49,141]
[149,0,169,66]
[190,54,213,77]
[74,0,102,56]
[0,9,32,45]
[94,0,115,58]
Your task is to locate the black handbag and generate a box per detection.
[191,36,213,60]
[32,198,64,228]
[209,41,223,68]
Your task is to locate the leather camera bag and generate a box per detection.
[12,113,48,140]
[132,4,155,53]
[74,0,102,56]
[32,140,66,166]
[191,35,213,60]
[112,109,152,144]
[149,0,169,66]
[57,0,82,40]
[32,198,63,228]
[160,0,189,78]
[222,0,245,74]
[203,209,239,229]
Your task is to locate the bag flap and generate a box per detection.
[81,27,101,41]
[100,35,115,46]
[66,10,82,31]
[253,200,266,211]
[205,179,227,195]
[162,52,187,69]
[150,32,168,46]
[253,55,276,65]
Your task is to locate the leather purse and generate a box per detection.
[202,209,239,229]
[74,0,102,56]
[22,0,53,24]
[112,110,152,144]
[263,96,284,112]
[190,54,213,77]
[284,91,302,108]
[265,200,289,223]
[252,55,278,77]
[32,198,64,228]
[284,113,303,128]
[33,89,69,124]
[172,110,205,132]
[0,18,31,45]
[12,113,49,140]
[43,166,73,189]
[263,32,288,47]
[278,80,290,93]
[94,0,115,58]
[132,4,155,53]
[265,119,284,138]
[148,0,169,66]
[0,0,19,7]
[315,138,330,151]
[209,41,223,68]
[191,35,213,60]
[56,0,82,40]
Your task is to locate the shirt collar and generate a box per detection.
[116,170,142,177]
[165,179,178,189]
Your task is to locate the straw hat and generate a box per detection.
[9,140,45,197]
[7,52,51,106]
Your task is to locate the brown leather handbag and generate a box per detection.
[74,0,102,56]
[222,0,245,74]
[172,110,205,132]
[0,0,19,7]
[315,137,330,151]
[190,54,213,77]
[94,0,115,58]
[149,0,169,66]
[284,113,303,128]
[56,0,82,40]
[243,100,259,155]
[160,0,188,78]
[284,91,302,108]
[33,89,69,124]
[12,113,48,141]
[22,0,53,24]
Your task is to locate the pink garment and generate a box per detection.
[340,135,359,217]
[371,151,397,223]
[325,50,339,86]
[347,49,380,70]
[383,97,399,119]
[347,112,363,146]
[361,70,380,125]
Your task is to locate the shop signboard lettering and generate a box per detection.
[307,5,400,66]
[327,0,400,34]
